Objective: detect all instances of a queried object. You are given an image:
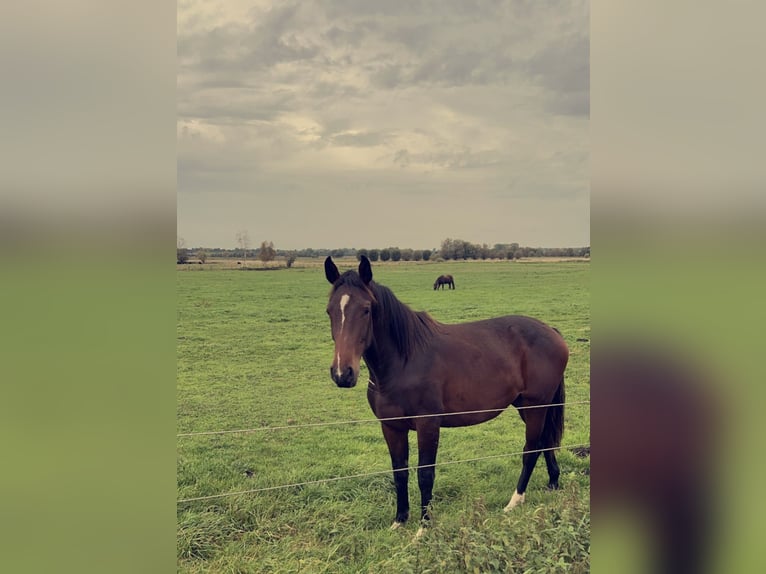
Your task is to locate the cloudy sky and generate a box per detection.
[177,0,589,250]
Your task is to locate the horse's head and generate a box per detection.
[433,279,438,290]
[324,255,376,388]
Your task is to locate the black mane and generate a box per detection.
[331,271,439,361]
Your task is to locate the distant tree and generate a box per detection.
[236,230,251,267]
[442,238,476,260]
[492,246,508,259]
[390,247,401,262]
[285,251,297,268]
[177,236,189,264]
[356,249,368,261]
[196,250,208,264]
[368,249,379,262]
[412,250,422,261]
[439,238,455,260]
[401,248,414,261]
[259,240,276,266]
[380,248,391,261]
[463,241,477,260]
[422,250,431,261]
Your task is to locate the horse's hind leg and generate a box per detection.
[543,449,560,490]
[505,408,546,511]
[415,420,441,526]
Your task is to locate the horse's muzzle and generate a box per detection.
[330,366,357,388]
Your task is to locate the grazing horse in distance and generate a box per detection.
[433,274,455,290]
[324,255,568,534]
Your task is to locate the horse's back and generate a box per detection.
[449,315,565,350]
[417,315,567,414]
[441,315,567,384]
[508,315,567,370]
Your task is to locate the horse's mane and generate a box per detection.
[371,282,440,361]
[332,271,439,361]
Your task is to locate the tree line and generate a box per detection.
[178,236,589,265]
[435,239,589,260]
[177,237,293,267]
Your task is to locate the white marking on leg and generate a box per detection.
[504,490,525,512]
[390,521,403,530]
[414,526,426,539]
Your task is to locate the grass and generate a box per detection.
[178,259,589,572]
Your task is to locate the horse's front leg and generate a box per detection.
[381,423,410,527]
[415,419,441,526]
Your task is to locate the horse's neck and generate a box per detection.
[363,323,402,383]
[364,297,409,382]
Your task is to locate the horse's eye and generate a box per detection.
[363,308,370,315]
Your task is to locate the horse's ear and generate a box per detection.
[324,256,341,284]
[359,255,373,285]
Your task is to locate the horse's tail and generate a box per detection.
[542,374,565,448]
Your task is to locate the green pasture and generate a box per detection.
[177,259,590,573]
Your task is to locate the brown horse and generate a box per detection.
[433,274,455,290]
[324,256,568,532]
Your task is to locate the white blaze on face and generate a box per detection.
[339,294,350,333]
[335,294,351,378]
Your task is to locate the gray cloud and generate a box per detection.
[391,147,503,170]
[177,0,589,248]
[327,130,392,147]
[179,4,318,73]
[526,33,589,116]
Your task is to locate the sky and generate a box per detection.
[177,0,589,250]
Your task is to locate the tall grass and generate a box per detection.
[178,259,589,572]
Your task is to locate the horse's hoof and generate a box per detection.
[390,521,404,530]
[504,490,525,511]
[414,526,426,540]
